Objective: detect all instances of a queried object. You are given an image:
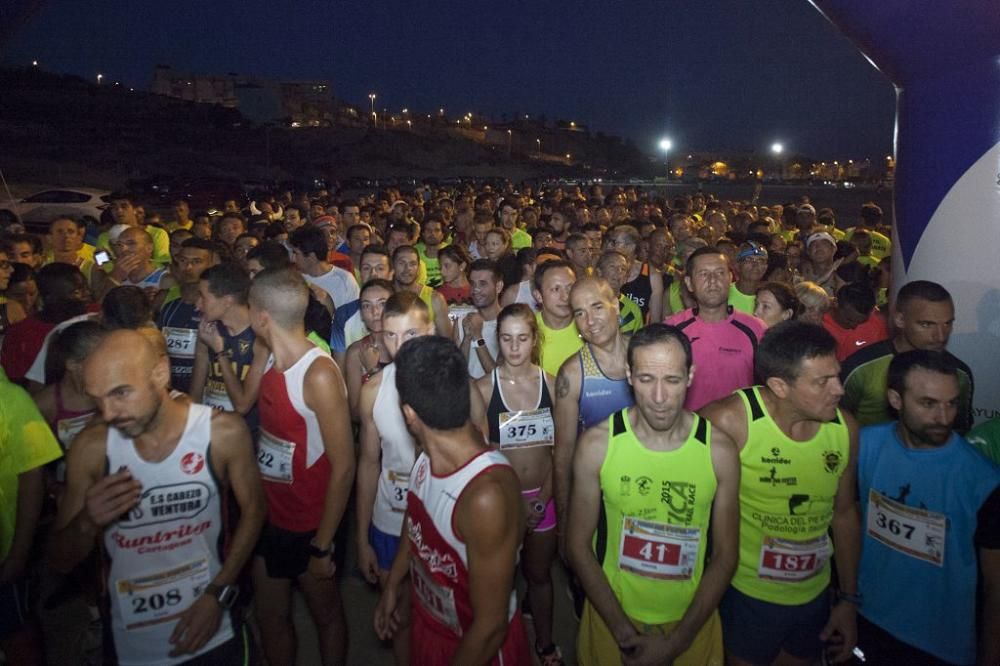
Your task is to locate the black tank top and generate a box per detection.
[486,367,554,444]
[621,263,652,317]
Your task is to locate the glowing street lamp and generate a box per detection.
[31,60,38,67]
[771,142,785,180]
[96,73,103,85]
[368,93,377,126]
[536,138,541,155]
[659,137,673,180]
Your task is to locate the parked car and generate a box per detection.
[0,187,111,234]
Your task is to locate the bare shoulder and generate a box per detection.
[555,353,582,397]
[474,372,492,401]
[359,367,383,406]
[707,419,740,473]
[212,409,252,462]
[577,418,610,454]
[344,338,363,363]
[305,353,347,392]
[68,421,111,475]
[463,464,521,518]
[33,385,57,421]
[542,370,556,395]
[699,393,747,443]
[209,409,252,448]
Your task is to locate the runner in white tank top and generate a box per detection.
[103,404,232,663]
[48,329,265,665]
[371,363,417,536]
[356,292,436,664]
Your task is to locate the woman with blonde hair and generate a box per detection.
[794,280,832,325]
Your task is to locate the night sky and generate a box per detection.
[2,0,896,160]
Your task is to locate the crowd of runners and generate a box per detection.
[0,180,997,665]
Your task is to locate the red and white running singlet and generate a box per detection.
[406,449,530,664]
[257,347,334,532]
[103,404,232,665]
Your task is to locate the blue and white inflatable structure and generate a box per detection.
[810,0,1000,422]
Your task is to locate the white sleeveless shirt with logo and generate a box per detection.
[372,362,417,536]
[103,404,233,665]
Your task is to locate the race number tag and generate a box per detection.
[448,304,476,323]
[498,409,555,450]
[387,470,410,513]
[115,558,211,631]
[758,534,829,582]
[163,327,197,359]
[411,560,461,635]
[618,517,700,580]
[203,382,234,412]
[257,430,295,484]
[867,489,946,566]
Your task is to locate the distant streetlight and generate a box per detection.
[659,137,673,180]
[97,73,103,85]
[31,60,38,67]
[536,138,541,155]
[565,153,572,160]
[368,93,376,126]
[771,142,785,181]
[507,129,512,157]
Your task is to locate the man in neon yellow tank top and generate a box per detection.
[568,324,740,665]
[701,321,861,666]
[533,260,582,377]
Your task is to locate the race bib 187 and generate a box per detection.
[758,534,829,582]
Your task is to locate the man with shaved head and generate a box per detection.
[49,329,265,664]
[553,277,635,560]
[248,268,355,665]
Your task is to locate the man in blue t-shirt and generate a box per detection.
[856,350,1000,665]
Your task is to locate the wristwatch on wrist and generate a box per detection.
[474,338,487,348]
[531,501,546,514]
[308,538,333,559]
[836,589,863,607]
[210,347,231,361]
[204,583,238,610]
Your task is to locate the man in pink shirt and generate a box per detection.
[822,282,889,361]
[665,247,766,410]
